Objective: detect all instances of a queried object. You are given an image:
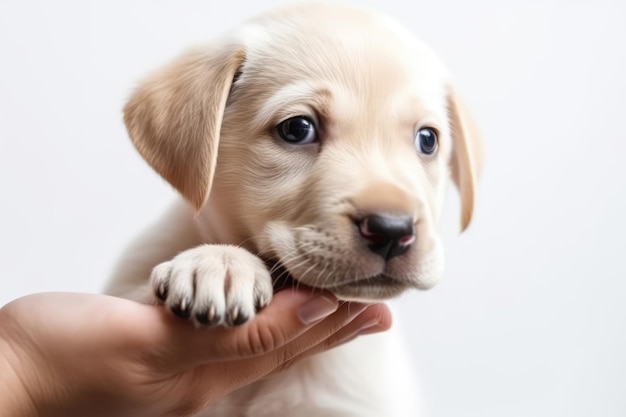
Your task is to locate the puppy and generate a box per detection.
[107,3,481,416]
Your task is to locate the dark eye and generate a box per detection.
[415,127,438,155]
[276,116,317,145]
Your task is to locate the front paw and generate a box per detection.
[150,245,273,327]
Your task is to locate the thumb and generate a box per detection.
[142,289,340,370]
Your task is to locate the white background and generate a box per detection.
[1,0,625,416]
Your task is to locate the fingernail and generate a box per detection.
[298,295,339,325]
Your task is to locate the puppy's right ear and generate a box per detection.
[124,45,245,210]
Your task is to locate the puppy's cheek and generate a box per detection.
[414,237,445,290]
[240,167,313,230]
[255,222,296,259]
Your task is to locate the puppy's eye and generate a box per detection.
[276,116,317,145]
[415,127,438,155]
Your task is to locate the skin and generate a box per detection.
[0,289,391,417]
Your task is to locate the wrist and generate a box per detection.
[0,306,40,417]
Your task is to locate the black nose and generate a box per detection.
[357,214,415,260]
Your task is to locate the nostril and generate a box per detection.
[359,217,387,244]
[398,234,416,246]
[357,214,415,260]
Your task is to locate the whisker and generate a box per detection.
[296,261,320,287]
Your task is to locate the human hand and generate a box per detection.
[0,289,391,417]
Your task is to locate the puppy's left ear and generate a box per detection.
[124,45,246,210]
[448,88,483,231]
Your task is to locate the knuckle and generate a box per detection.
[239,321,288,357]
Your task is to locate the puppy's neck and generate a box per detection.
[194,198,249,247]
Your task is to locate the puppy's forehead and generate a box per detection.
[236,4,450,105]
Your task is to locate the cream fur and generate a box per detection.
[107,3,481,416]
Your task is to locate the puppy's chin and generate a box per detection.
[324,276,412,302]
[269,267,429,302]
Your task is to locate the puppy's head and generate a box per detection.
[124,4,482,301]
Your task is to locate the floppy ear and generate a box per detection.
[448,88,483,232]
[124,45,246,210]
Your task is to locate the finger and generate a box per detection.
[196,302,389,393]
[143,289,341,370]
[269,303,392,376]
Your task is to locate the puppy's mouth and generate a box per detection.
[265,259,408,301]
[266,260,303,292]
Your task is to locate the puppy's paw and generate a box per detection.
[150,244,272,327]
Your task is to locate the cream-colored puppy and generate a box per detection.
[107,3,481,416]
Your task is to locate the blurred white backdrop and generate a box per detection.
[1,0,625,416]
